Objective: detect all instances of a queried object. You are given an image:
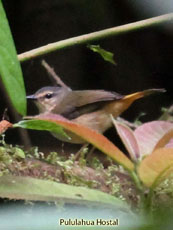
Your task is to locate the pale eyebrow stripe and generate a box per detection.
[37,91,53,98]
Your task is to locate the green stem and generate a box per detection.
[144,165,173,214]
[18,13,173,62]
[145,188,154,210]
[130,171,143,191]
[130,170,148,213]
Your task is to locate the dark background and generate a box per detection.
[1,0,173,153]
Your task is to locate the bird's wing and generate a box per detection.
[71,90,123,107]
[60,90,123,119]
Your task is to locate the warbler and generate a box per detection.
[27,87,165,143]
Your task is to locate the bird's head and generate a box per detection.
[27,86,69,113]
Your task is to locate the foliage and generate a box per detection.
[14,119,69,140]
[0,1,173,229]
[87,44,116,65]
[0,1,26,115]
[14,114,134,172]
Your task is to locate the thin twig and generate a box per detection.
[18,13,173,62]
[2,108,9,121]
[116,117,139,129]
[41,60,71,89]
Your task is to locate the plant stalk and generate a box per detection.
[18,13,173,62]
[130,171,143,191]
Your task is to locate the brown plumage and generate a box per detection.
[27,87,165,143]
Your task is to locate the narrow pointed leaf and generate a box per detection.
[88,44,116,65]
[112,119,140,161]
[0,2,26,115]
[138,148,173,187]
[16,114,134,172]
[134,121,173,156]
[14,119,70,140]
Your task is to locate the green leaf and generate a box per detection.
[138,148,173,187]
[21,114,134,172]
[0,175,128,209]
[14,119,70,141]
[0,2,26,115]
[88,44,116,65]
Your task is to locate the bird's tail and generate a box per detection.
[124,88,166,101]
[104,88,166,118]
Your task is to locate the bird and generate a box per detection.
[27,86,165,144]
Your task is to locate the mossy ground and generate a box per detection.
[1,132,173,213]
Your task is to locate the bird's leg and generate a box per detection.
[73,143,89,161]
[86,146,95,161]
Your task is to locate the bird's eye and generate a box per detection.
[45,93,53,99]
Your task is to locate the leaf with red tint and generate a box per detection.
[153,129,173,151]
[138,148,173,187]
[112,119,140,161]
[16,114,134,172]
[165,138,173,148]
[0,120,12,134]
[134,121,173,156]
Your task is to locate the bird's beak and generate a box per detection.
[26,94,37,100]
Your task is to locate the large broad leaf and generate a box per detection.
[0,2,26,115]
[112,120,173,163]
[134,121,173,156]
[14,114,134,172]
[0,176,140,230]
[138,148,173,187]
[0,174,128,209]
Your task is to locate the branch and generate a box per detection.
[41,60,71,90]
[18,13,173,62]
